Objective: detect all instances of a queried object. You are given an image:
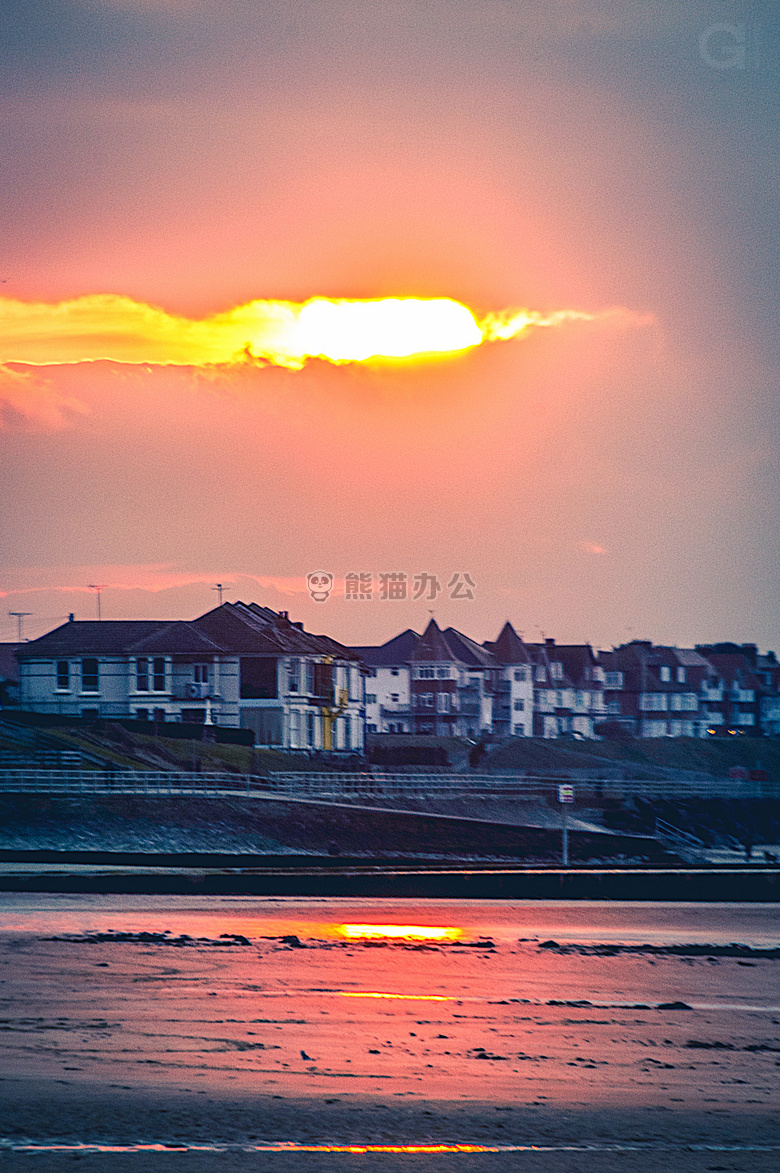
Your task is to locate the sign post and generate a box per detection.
[557,783,575,866]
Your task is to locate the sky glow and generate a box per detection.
[1,1,777,650]
[0,294,627,370]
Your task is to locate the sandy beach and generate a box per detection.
[1,898,778,1171]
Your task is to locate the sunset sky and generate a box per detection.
[1,1,778,651]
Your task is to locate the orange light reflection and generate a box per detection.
[339,992,453,1002]
[338,923,462,942]
[283,1144,503,1154]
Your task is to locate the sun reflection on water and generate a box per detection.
[338,924,462,942]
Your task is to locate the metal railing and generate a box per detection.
[0,769,776,800]
[654,818,709,863]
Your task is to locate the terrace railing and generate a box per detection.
[0,769,776,800]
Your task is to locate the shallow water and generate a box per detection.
[1,895,778,947]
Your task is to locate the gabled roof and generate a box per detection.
[410,619,463,664]
[443,627,494,668]
[16,604,359,663]
[485,621,531,665]
[351,629,421,667]
[194,602,360,660]
[15,621,171,658]
[674,648,712,669]
[192,604,285,653]
[700,652,763,690]
[131,622,226,655]
[547,644,599,686]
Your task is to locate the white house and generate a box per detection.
[15,602,366,752]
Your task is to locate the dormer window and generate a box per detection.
[418,667,435,679]
[676,666,686,683]
[550,662,563,680]
[660,666,671,683]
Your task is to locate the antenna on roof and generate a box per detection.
[9,611,32,641]
[212,583,224,606]
[87,585,107,621]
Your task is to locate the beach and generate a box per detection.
[1,898,778,1171]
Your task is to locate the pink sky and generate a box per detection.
[1,3,777,651]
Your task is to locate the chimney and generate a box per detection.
[68,613,75,623]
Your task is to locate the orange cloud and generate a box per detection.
[578,541,610,555]
[0,294,651,371]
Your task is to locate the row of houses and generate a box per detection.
[2,604,779,747]
[356,624,780,741]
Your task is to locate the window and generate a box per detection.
[81,658,99,692]
[181,708,205,724]
[366,694,377,705]
[349,667,360,699]
[513,667,528,681]
[136,657,166,692]
[535,666,546,682]
[676,666,686,683]
[436,667,449,678]
[307,711,316,745]
[512,725,525,736]
[604,671,624,688]
[607,700,621,714]
[56,661,70,690]
[640,692,668,711]
[240,657,278,699]
[513,698,525,711]
[418,667,435,679]
[419,693,434,708]
[671,693,698,712]
[437,692,450,713]
[153,708,165,723]
[193,663,209,684]
[550,661,563,680]
[576,691,585,708]
[659,665,671,682]
[136,708,149,721]
[390,668,399,676]
[390,693,399,702]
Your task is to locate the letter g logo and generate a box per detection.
[699,22,746,70]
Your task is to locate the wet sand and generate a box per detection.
[1,899,778,1170]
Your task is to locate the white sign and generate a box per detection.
[557,784,575,804]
